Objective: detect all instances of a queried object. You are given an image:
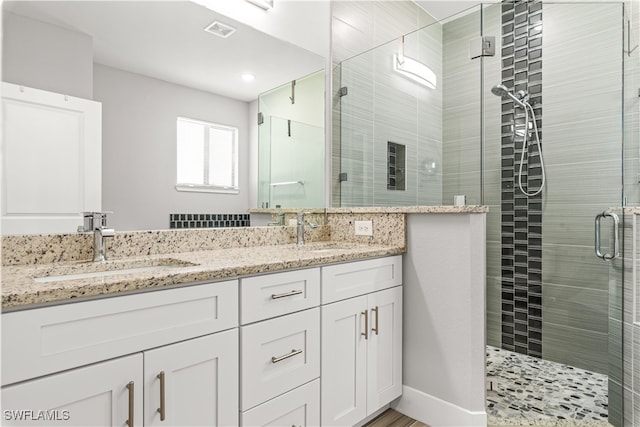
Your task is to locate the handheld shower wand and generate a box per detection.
[491,84,527,108]
[491,84,546,197]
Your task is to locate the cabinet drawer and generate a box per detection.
[240,308,320,410]
[2,280,238,386]
[241,379,320,427]
[241,268,320,325]
[322,255,402,304]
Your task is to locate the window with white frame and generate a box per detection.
[176,117,239,193]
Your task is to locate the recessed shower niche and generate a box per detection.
[387,142,406,191]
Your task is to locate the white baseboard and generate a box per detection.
[391,385,487,427]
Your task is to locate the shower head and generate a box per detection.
[490,84,509,97]
[491,84,526,108]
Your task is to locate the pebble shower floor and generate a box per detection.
[486,346,609,423]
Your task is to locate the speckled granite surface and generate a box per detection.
[327,205,488,214]
[327,213,406,246]
[2,225,330,266]
[2,242,404,310]
[249,205,488,215]
[0,208,489,309]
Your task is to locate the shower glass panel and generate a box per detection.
[336,10,481,206]
[334,1,628,424]
[262,117,324,209]
[258,70,324,208]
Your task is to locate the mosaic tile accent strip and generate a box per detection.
[500,0,543,358]
[170,213,250,229]
[486,346,608,422]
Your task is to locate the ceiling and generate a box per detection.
[3,1,325,102]
[3,1,485,103]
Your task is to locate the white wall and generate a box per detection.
[395,213,487,426]
[2,11,93,99]
[94,64,250,231]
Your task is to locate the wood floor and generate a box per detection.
[365,409,430,427]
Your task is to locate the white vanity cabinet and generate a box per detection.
[239,268,321,426]
[1,280,239,427]
[320,256,403,427]
[1,254,403,427]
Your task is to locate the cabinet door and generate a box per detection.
[367,286,403,414]
[1,353,142,426]
[321,296,367,426]
[144,330,239,427]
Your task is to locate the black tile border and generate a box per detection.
[500,0,543,358]
[169,213,250,229]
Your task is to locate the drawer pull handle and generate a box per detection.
[372,306,379,335]
[271,348,303,363]
[157,371,166,421]
[271,290,303,299]
[126,381,135,427]
[361,310,369,340]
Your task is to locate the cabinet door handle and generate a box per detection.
[271,290,303,299]
[157,371,166,421]
[371,306,379,335]
[361,310,369,340]
[126,381,135,427]
[271,348,303,363]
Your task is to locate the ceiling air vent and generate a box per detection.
[204,21,237,38]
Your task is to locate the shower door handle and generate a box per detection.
[595,211,620,261]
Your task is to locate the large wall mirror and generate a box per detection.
[1,0,327,234]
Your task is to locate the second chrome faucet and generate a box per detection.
[296,212,318,247]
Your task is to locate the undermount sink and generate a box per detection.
[34,258,196,283]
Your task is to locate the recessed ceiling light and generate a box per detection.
[246,0,273,11]
[241,73,256,82]
[203,21,236,38]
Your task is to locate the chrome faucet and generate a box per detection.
[296,212,318,247]
[80,212,115,262]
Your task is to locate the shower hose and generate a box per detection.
[517,102,546,197]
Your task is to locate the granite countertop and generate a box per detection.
[326,205,488,214]
[248,205,488,214]
[1,242,404,310]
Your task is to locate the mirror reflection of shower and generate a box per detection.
[491,84,546,197]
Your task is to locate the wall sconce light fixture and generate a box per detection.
[393,53,437,89]
[393,36,436,89]
[246,0,274,10]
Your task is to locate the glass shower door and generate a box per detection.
[483,1,626,424]
[266,117,324,209]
